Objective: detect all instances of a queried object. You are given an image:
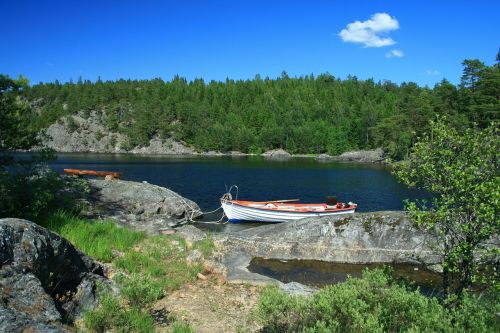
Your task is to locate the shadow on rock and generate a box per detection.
[0,218,110,332]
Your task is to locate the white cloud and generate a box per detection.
[339,13,399,48]
[426,69,441,76]
[385,49,404,58]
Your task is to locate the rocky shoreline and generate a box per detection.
[67,179,441,282]
[34,112,387,163]
[1,179,446,332]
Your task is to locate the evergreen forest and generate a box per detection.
[20,52,500,159]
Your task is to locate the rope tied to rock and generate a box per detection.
[169,187,239,225]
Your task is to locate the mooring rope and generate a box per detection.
[167,190,226,224]
[167,184,240,225]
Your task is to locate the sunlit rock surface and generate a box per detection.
[83,179,202,233]
[219,211,441,284]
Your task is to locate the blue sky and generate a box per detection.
[2,1,498,87]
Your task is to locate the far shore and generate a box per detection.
[17,148,388,163]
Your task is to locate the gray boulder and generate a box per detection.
[176,224,207,243]
[86,179,202,233]
[0,218,109,332]
[337,148,385,163]
[262,149,292,159]
[315,153,334,161]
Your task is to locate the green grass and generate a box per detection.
[114,273,165,307]
[192,236,215,257]
[114,235,203,299]
[40,211,214,332]
[40,210,145,261]
[171,322,195,333]
[83,292,154,333]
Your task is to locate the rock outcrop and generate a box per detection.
[176,225,208,243]
[83,179,202,233]
[0,218,109,332]
[219,212,441,284]
[315,153,333,161]
[129,137,195,155]
[261,149,292,159]
[42,111,194,155]
[43,111,125,153]
[337,148,385,163]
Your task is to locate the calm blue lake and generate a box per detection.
[48,153,424,214]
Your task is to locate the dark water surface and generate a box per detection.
[47,153,429,232]
[49,153,424,213]
[248,258,443,296]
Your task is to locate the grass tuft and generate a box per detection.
[114,273,165,307]
[83,292,154,333]
[192,236,215,257]
[40,210,145,261]
[171,321,196,333]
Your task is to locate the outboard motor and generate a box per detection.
[326,196,338,206]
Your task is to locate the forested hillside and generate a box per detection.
[22,52,499,159]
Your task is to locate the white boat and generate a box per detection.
[221,198,357,223]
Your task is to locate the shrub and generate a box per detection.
[0,161,66,221]
[258,269,500,333]
[95,130,105,141]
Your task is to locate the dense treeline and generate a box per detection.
[23,52,499,159]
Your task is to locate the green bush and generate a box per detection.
[259,269,500,333]
[95,130,105,141]
[0,163,66,221]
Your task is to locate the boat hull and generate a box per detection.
[221,200,356,223]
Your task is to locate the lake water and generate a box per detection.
[49,153,424,215]
[247,258,443,296]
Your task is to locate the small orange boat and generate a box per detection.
[63,168,122,179]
